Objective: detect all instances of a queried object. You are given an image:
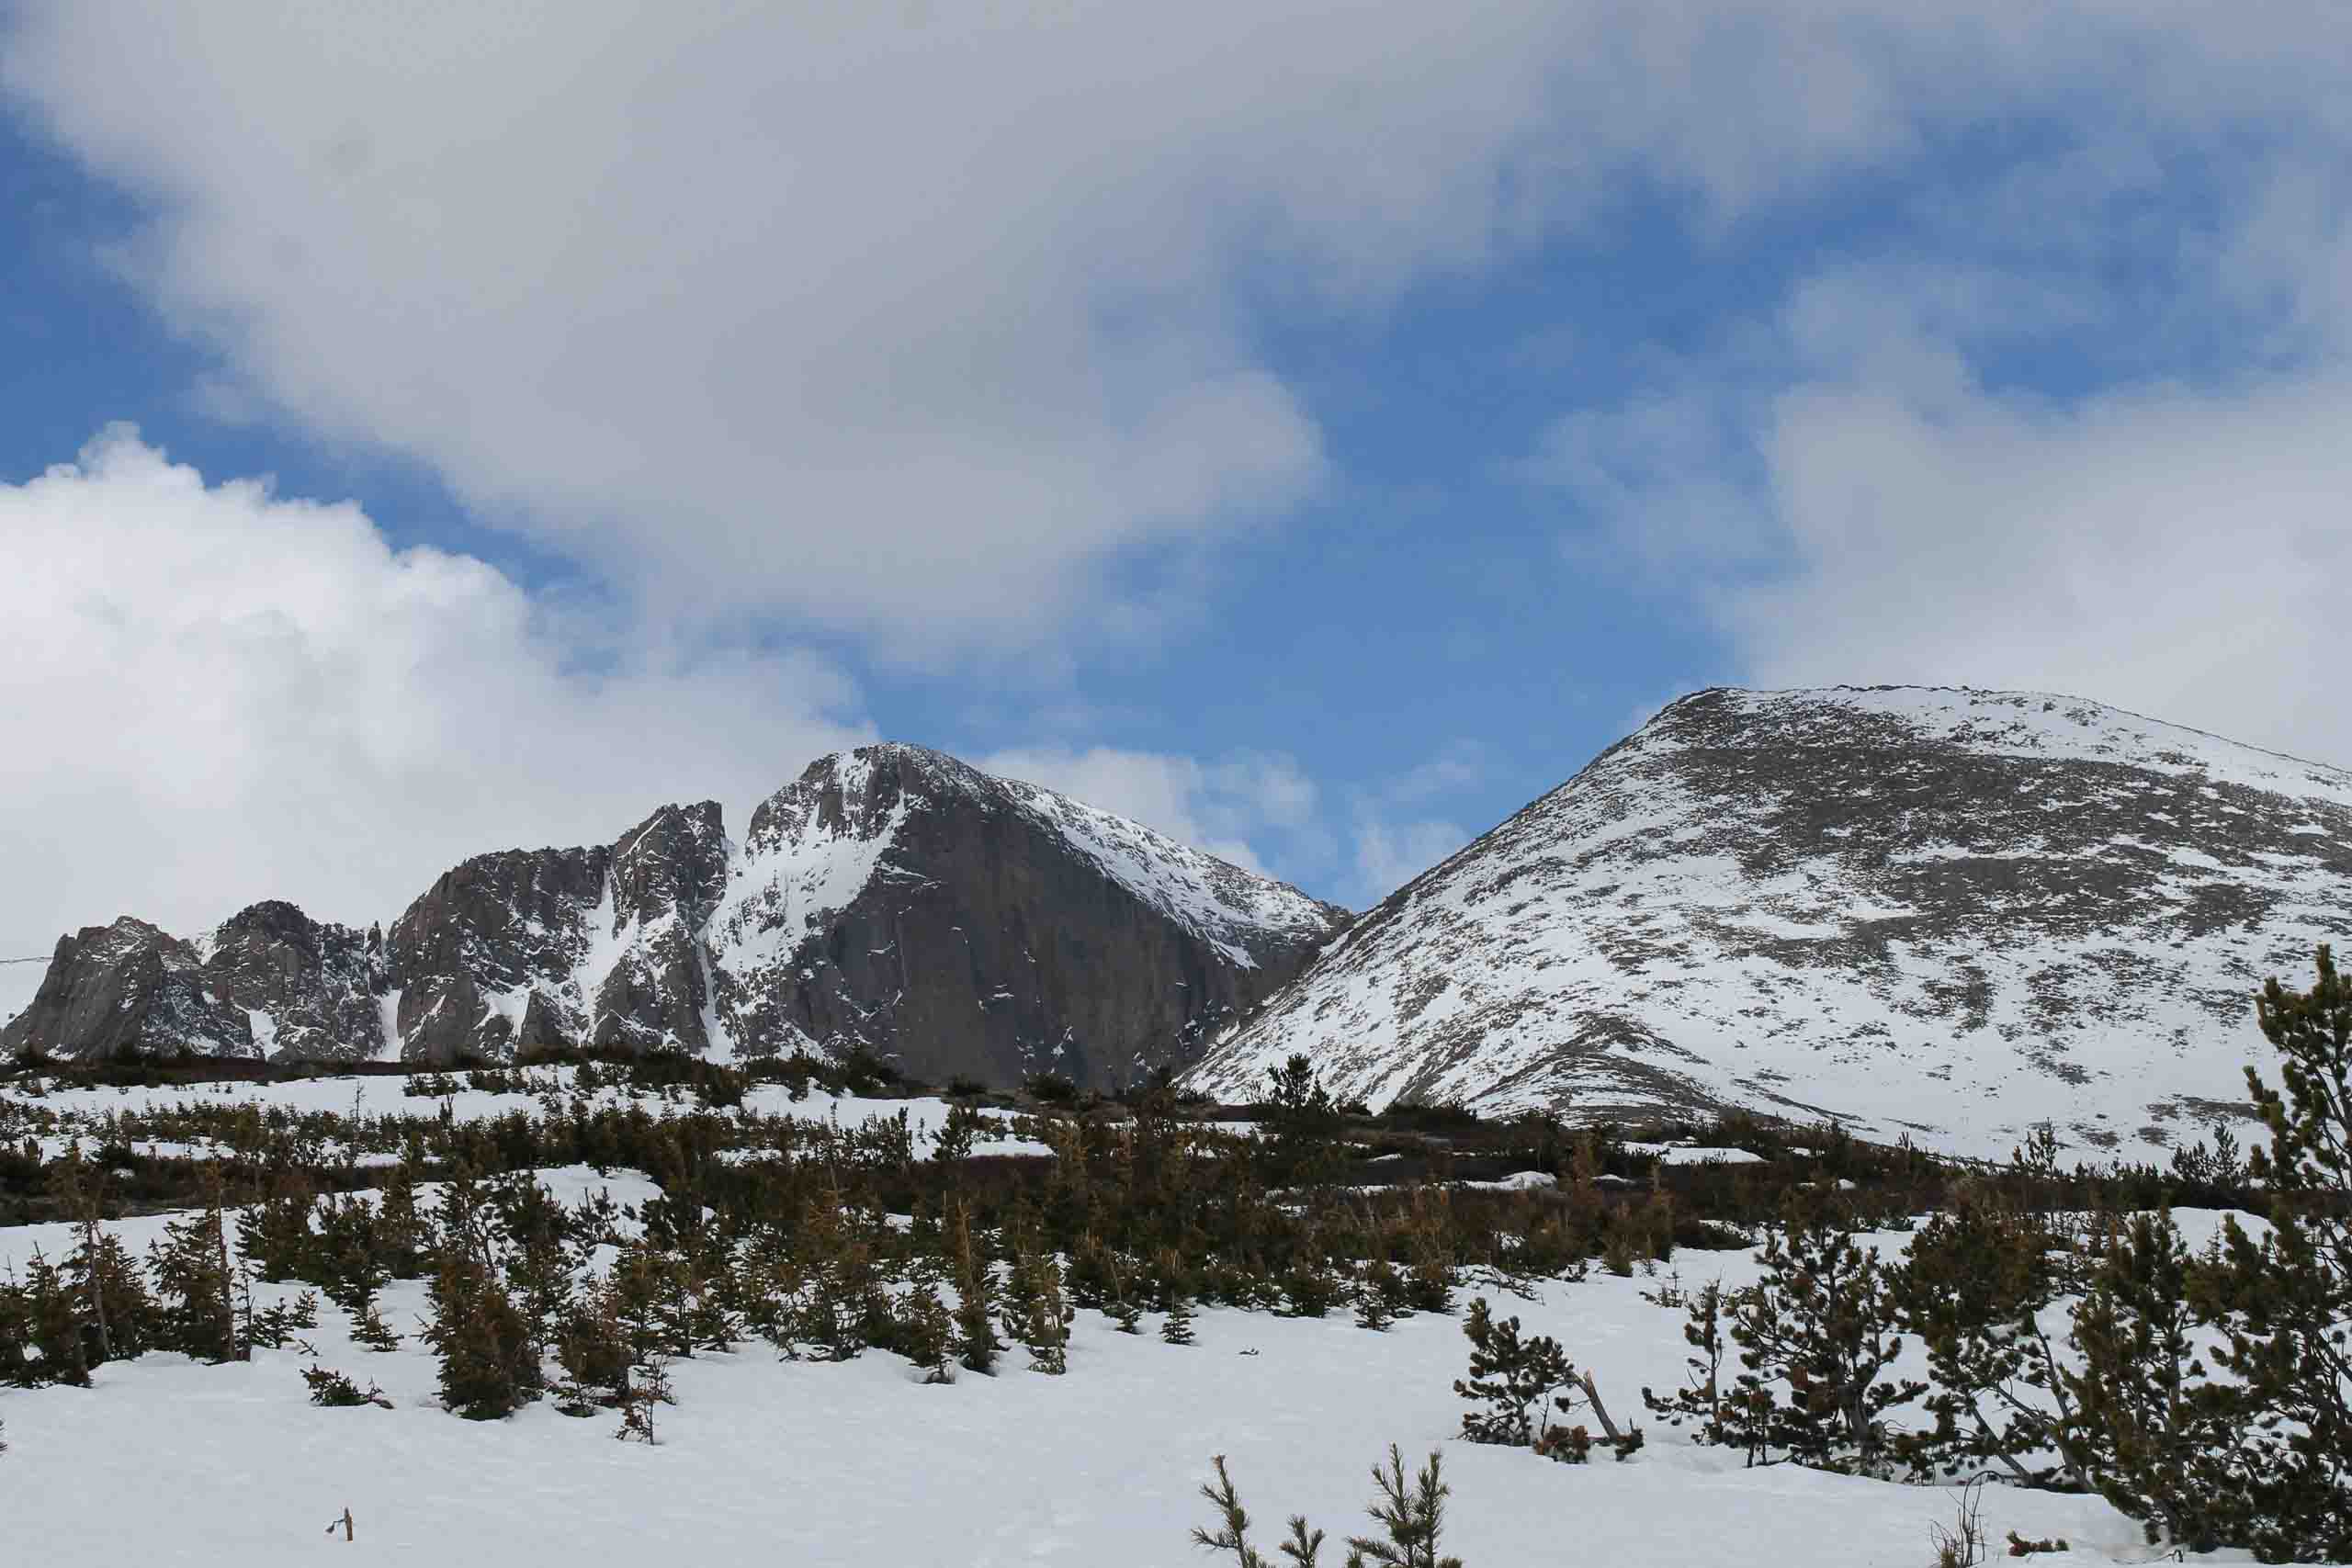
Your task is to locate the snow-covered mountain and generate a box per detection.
[1,744,1349,1087]
[1184,686,2352,1160]
[705,744,1347,1086]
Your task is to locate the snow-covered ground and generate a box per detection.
[0,1187,2286,1565]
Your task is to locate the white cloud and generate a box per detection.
[978,745,1319,878]
[1734,367,2352,766]
[1527,232,2352,768]
[1352,815,1472,906]
[0,428,872,975]
[12,3,2352,655]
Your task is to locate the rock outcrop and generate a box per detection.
[2,916,256,1061]
[204,900,389,1061]
[708,745,1349,1087]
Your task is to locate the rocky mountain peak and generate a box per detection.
[710,745,1349,1086]
[1187,684,2352,1160]
[8,749,1346,1087]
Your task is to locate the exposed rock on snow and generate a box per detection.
[707,744,1349,1087]
[0,916,255,1061]
[1184,685,2352,1160]
[4,747,1346,1088]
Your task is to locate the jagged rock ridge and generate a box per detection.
[1184,685,2352,1160]
[2,747,1347,1089]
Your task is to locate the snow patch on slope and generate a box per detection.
[1188,685,2352,1162]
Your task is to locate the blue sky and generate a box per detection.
[3,1,2349,987]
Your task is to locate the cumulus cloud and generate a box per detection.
[1735,367,2352,766]
[0,428,871,976]
[11,3,2351,654]
[1529,238,2352,768]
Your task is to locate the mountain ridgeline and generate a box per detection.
[1185,686,2352,1160]
[0,745,1349,1090]
[6,689,2348,1160]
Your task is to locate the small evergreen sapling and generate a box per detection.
[950,1206,1002,1375]
[1453,1297,1569,1448]
[22,1247,88,1388]
[1641,1278,1729,1443]
[1189,1446,1463,1568]
[1344,1446,1464,1568]
[898,1277,958,1383]
[1016,1250,1073,1374]
[1193,1453,1328,1567]
[302,1364,392,1409]
[1162,1292,1198,1346]
[1892,1186,2087,1490]
[616,1354,673,1444]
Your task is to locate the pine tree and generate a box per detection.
[22,1247,87,1388]
[376,1156,429,1280]
[1353,1260,1406,1331]
[1893,1185,2089,1489]
[1016,1248,1072,1374]
[1453,1297,1569,1448]
[351,1297,403,1352]
[553,1285,632,1416]
[616,1354,673,1444]
[52,1149,130,1365]
[234,1163,318,1282]
[0,1273,35,1387]
[1342,1446,1464,1568]
[898,1277,958,1383]
[1727,1195,1925,1473]
[950,1205,1002,1374]
[302,1363,391,1408]
[423,1245,544,1419]
[149,1196,236,1363]
[1642,1278,1729,1443]
[2063,1208,2245,1553]
[65,1228,153,1364]
[421,1168,544,1419]
[311,1193,388,1314]
[2191,946,2352,1562]
[1192,1453,1326,1568]
[1161,1290,1198,1346]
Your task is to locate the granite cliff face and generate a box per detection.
[0,917,256,1062]
[1185,686,2352,1161]
[708,745,1348,1087]
[3,749,1346,1087]
[204,900,390,1060]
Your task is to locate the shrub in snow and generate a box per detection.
[302,1363,390,1409]
[1160,1291,1198,1347]
[148,1179,237,1364]
[1890,1181,2089,1491]
[1453,1296,1641,1461]
[1193,1444,1464,1568]
[1641,1278,1730,1446]
[1453,1297,1571,1448]
[2191,944,2352,1562]
[895,1273,957,1382]
[1724,1191,1924,1475]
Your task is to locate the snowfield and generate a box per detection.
[0,1165,2291,1564]
[1,1072,2328,1564]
